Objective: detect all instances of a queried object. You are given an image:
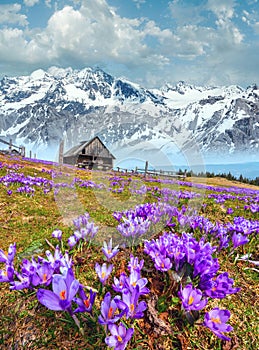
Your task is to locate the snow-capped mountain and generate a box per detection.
[0,67,258,165]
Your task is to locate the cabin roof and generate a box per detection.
[63,136,115,159]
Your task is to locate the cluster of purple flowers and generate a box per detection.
[37,267,96,318]
[0,171,53,195]
[95,239,120,285]
[74,177,105,190]
[1,157,258,347]
[159,188,201,204]
[114,202,167,239]
[107,175,130,194]
[0,243,71,290]
[0,243,16,283]
[98,252,149,349]
[144,231,240,340]
[0,161,24,170]
[67,212,98,248]
[113,198,258,255]
[244,203,259,213]
[160,202,259,252]
[0,242,96,328]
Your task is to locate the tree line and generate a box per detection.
[177,169,259,187]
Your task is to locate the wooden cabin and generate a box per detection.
[63,136,115,170]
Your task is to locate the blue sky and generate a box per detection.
[0,0,258,87]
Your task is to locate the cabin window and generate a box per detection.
[82,148,86,154]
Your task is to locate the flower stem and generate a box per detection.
[72,314,84,336]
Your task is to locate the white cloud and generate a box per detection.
[254,22,259,33]
[132,0,146,9]
[241,9,259,35]
[206,0,235,20]
[24,0,40,6]
[0,0,258,88]
[40,0,170,69]
[169,0,204,26]
[0,4,28,26]
[45,0,52,7]
[0,28,29,62]
[0,0,170,78]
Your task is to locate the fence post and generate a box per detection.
[21,146,25,157]
[59,140,64,164]
[144,161,148,178]
[9,139,12,153]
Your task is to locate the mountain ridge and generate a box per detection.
[0,67,258,165]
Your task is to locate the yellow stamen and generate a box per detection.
[84,299,90,308]
[108,307,113,319]
[188,296,194,305]
[211,317,221,324]
[60,290,66,300]
[43,273,47,283]
[130,303,135,312]
[101,272,106,279]
[117,335,122,342]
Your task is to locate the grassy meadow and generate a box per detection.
[0,153,258,350]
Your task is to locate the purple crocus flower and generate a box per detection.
[113,211,123,222]
[204,308,233,341]
[98,292,125,325]
[95,262,113,285]
[52,229,62,241]
[44,245,62,269]
[73,285,96,314]
[9,257,38,289]
[44,245,73,272]
[0,243,16,264]
[113,272,127,293]
[116,286,147,319]
[105,323,134,350]
[178,283,207,312]
[68,235,77,248]
[10,271,32,290]
[154,255,172,272]
[31,261,54,287]
[67,213,99,248]
[127,255,144,272]
[37,267,79,314]
[232,232,249,249]
[102,238,119,261]
[125,269,150,295]
[193,254,219,278]
[0,265,15,283]
[226,208,234,215]
[203,272,240,299]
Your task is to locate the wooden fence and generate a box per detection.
[114,161,186,179]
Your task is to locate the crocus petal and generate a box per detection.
[68,279,80,300]
[52,274,67,296]
[65,268,75,289]
[37,289,63,311]
[105,335,117,347]
[0,250,7,263]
